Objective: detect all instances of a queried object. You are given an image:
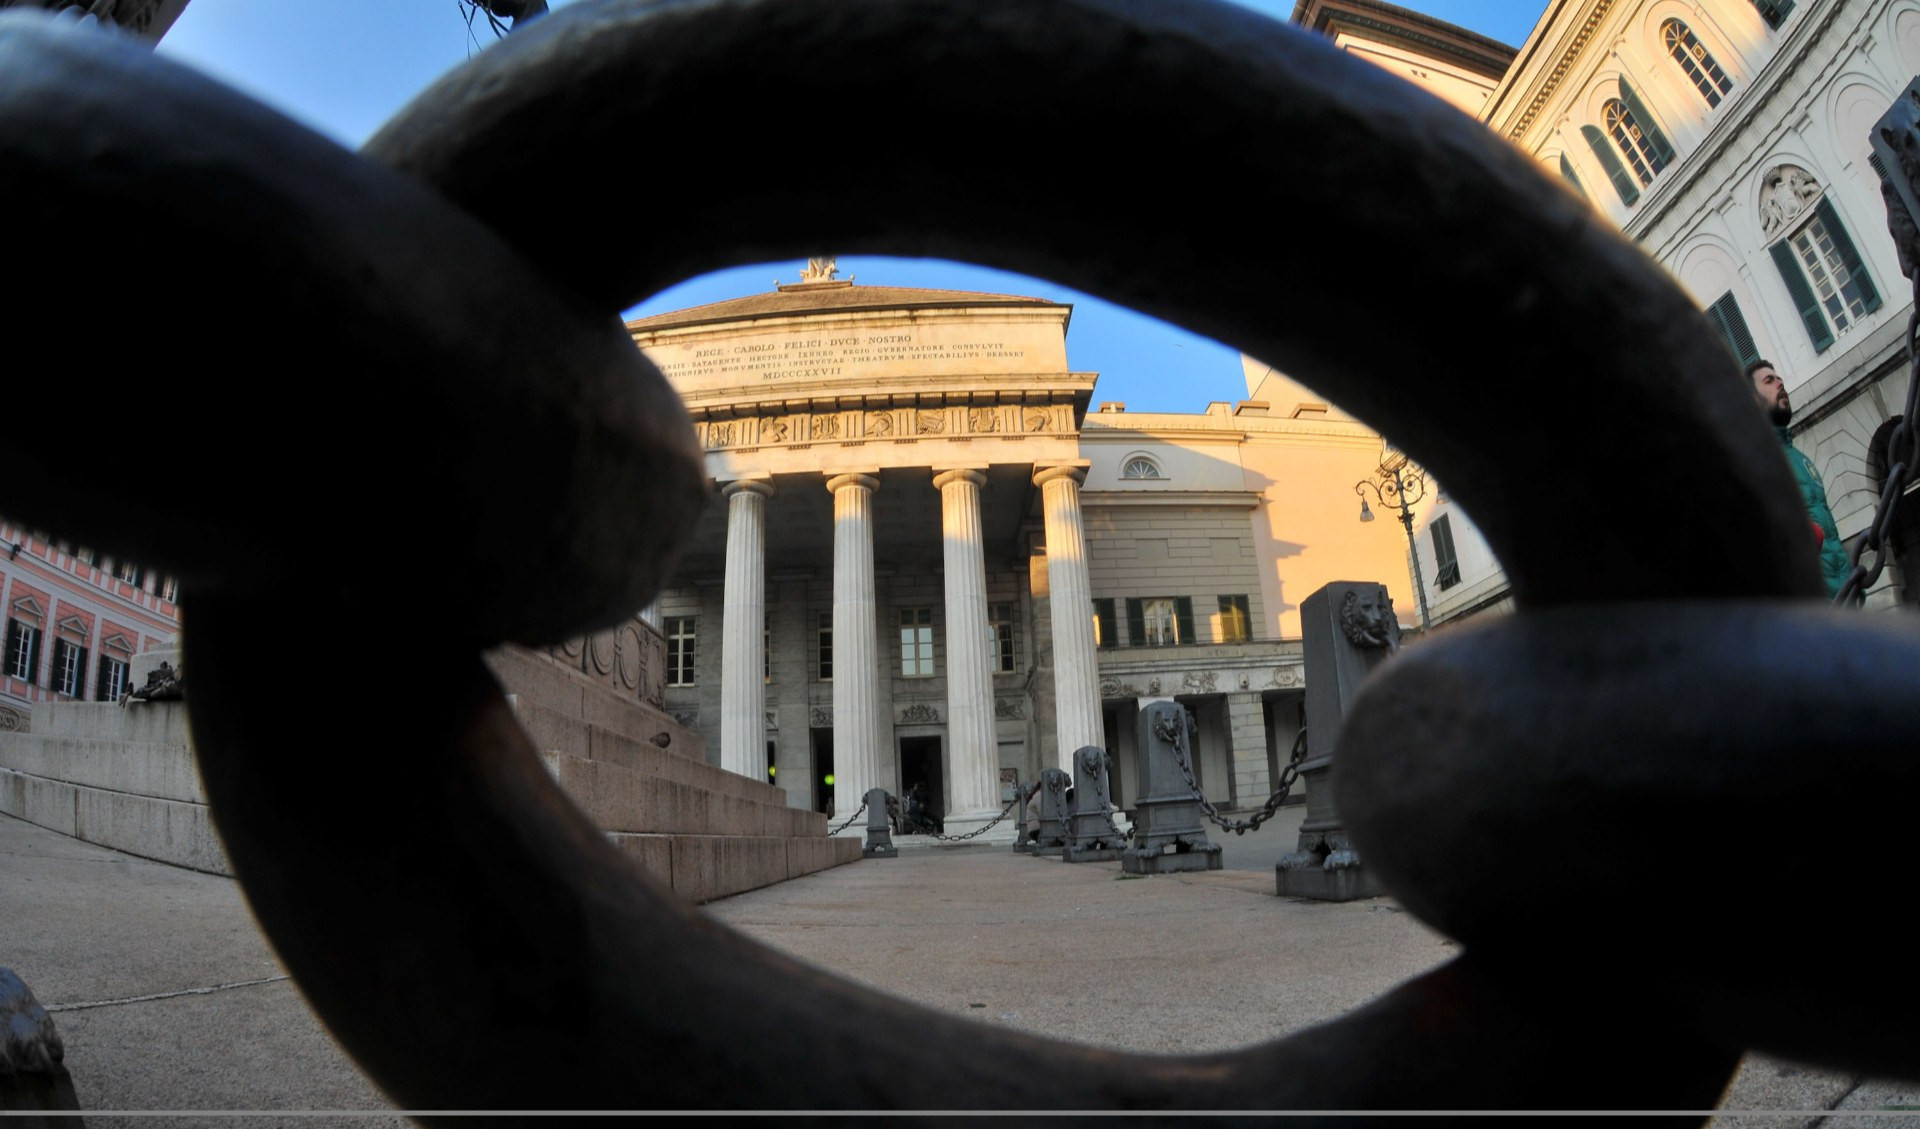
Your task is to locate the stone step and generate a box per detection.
[512,700,785,808]
[485,647,705,765]
[0,767,228,875]
[27,699,191,746]
[0,733,202,803]
[605,830,863,904]
[541,751,826,839]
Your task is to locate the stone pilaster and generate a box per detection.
[827,472,883,827]
[1034,463,1101,770]
[934,468,1002,834]
[719,479,774,780]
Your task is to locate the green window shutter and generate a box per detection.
[1815,198,1881,314]
[1125,599,1144,648]
[1092,598,1115,649]
[1174,597,1195,645]
[1558,155,1589,203]
[1751,0,1793,29]
[1582,125,1639,206]
[1705,291,1761,367]
[1771,239,1834,353]
[1618,79,1676,169]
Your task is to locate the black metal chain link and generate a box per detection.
[1165,723,1308,836]
[828,801,868,836]
[1833,275,1920,606]
[894,797,1019,842]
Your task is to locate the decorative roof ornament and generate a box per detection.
[797,256,849,284]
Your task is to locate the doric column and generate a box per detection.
[934,468,1000,831]
[719,478,774,781]
[1034,463,1102,769]
[827,471,882,825]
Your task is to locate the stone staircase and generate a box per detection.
[0,638,860,902]
[0,696,225,874]
[486,644,861,904]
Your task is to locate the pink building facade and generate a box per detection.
[1,517,179,730]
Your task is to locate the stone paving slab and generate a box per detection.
[4,810,1912,1118]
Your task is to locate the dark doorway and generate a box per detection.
[811,728,834,815]
[898,735,944,833]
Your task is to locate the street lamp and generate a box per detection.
[1355,455,1432,631]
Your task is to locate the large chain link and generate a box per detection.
[1165,722,1308,836]
[828,801,869,836]
[894,797,1019,842]
[1833,274,1920,606]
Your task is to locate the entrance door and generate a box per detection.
[810,727,834,815]
[897,735,944,833]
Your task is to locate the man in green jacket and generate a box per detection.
[1748,359,1850,597]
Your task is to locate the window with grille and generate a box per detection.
[1750,0,1793,30]
[1126,597,1194,646]
[899,608,934,676]
[1662,21,1732,108]
[1092,598,1115,649]
[816,611,833,681]
[52,639,85,698]
[97,656,129,701]
[666,617,697,687]
[1770,198,1881,353]
[988,603,1016,673]
[1121,456,1163,480]
[5,619,39,684]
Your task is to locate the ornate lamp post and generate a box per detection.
[1355,454,1432,631]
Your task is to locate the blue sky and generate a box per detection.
[155,0,1546,412]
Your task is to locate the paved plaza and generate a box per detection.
[1,810,1912,1123]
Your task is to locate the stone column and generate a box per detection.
[827,472,883,827]
[934,468,1002,835]
[1034,463,1102,770]
[719,479,773,781]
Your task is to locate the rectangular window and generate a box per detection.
[764,624,773,683]
[52,639,86,698]
[1773,199,1881,353]
[988,603,1016,673]
[97,656,129,702]
[666,616,697,687]
[1792,215,1869,335]
[5,620,39,684]
[1092,598,1116,649]
[1217,595,1251,642]
[1128,596,1195,646]
[1750,0,1793,30]
[1432,515,1462,590]
[116,559,139,584]
[899,607,934,677]
[816,611,833,681]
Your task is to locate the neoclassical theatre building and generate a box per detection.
[629,264,1417,834]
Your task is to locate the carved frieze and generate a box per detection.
[994,696,1026,719]
[1758,164,1823,239]
[900,702,940,724]
[917,410,947,434]
[810,706,833,727]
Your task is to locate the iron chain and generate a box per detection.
[1833,274,1920,606]
[894,797,1019,842]
[1167,724,1308,836]
[828,801,868,836]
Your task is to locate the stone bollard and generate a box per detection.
[1029,768,1071,857]
[862,787,897,859]
[1062,746,1126,863]
[1276,581,1394,900]
[1121,702,1221,874]
[0,966,82,1122]
[1012,781,1036,853]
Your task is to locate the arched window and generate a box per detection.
[1582,124,1640,205]
[1662,21,1734,107]
[1121,456,1163,480]
[1603,83,1674,186]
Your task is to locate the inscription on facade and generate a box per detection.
[649,331,1031,385]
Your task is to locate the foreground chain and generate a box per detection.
[895,798,1019,842]
[1834,275,1920,606]
[8,0,1910,1116]
[1166,725,1307,836]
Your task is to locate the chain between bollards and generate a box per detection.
[894,798,1020,842]
[1166,725,1308,835]
[829,802,869,836]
